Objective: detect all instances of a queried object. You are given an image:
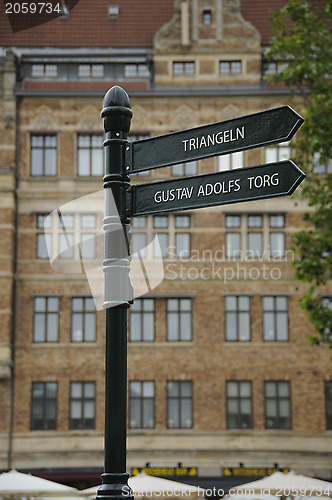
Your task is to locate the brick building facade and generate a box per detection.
[0,0,331,491]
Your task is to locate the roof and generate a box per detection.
[0,0,288,48]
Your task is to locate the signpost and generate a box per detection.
[125,106,303,172]
[129,160,305,217]
[97,86,305,500]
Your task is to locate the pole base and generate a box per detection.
[96,473,134,500]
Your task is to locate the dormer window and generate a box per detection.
[203,9,212,25]
[108,4,119,19]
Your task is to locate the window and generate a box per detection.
[225,295,250,341]
[172,161,197,176]
[129,381,154,428]
[37,214,52,259]
[31,64,57,78]
[265,141,291,163]
[173,61,195,76]
[263,296,288,341]
[77,134,103,176]
[129,299,154,341]
[270,214,285,258]
[325,382,332,430]
[203,9,212,25]
[167,298,192,341]
[225,215,241,258]
[131,216,147,257]
[167,381,192,428]
[313,152,332,174]
[175,215,190,258]
[265,381,291,429]
[33,296,59,342]
[71,297,96,342]
[227,381,252,428]
[70,382,95,429]
[224,214,286,260]
[108,4,119,19]
[154,216,169,258]
[78,64,104,78]
[218,151,244,171]
[263,61,287,76]
[31,134,57,176]
[31,382,57,430]
[220,61,242,74]
[124,64,150,78]
[131,214,191,260]
[38,211,101,261]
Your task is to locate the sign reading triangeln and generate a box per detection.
[126,106,304,172]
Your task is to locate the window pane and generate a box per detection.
[154,233,168,257]
[143,400,154,428]
[276,313,288,340]
[130,313,142,341]
[130,381,141,397]
[132,234,146,257]
[71,383,82,398]
[278,382,290,397]
[227,382,238,397]
[84,382,95,398]
[265,382,277,397]
[185,161,197,175]
[168,381,179,397]
[81,233,96,258]
[31,149,43,176]
[270,233,285,257]
[78,150,90,176]
[176,233,190,258]
[142,314,154,341]
[276,296,287,310]
[218,154,230,171]
[263,297,274,310]
[238,296,249,310]
[248,233,262,257]
[37,234,50,258]
[91,149,103,176]
[248,215,262,227]
[168,312,179,340]
[59,233,74,259]
[180,312,191,341]
[84,313,96,341]
[181,399,192,427]
[175,216,190,228]
[232,151,244,169]
[71,401,81,418]
[168,299,178,311]
[72,314,83,342]
[270,215,285,228]
[238,313,250,340]
[130,399,140,428]
[181,299,191,311]
[226,215,240,228]
[226,313,237,340]
[44,149,56,176]
[168,400,179,428]
[153,216,168,228]
[265,147,277,163]
[46,314,58,341]
[264,312,275,340]
[226,233,241,257]
[225,296,237,311]
[83,401,94,419]
[143,382,154,398]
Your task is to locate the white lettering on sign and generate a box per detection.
[197,179,241,197]
[247,172,279,189]
[152,171,280,206]
[182,127,245,152]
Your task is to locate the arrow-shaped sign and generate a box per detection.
[129,160,305,216]
[126,106,304,173]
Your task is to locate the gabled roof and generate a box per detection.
[0,0,288,48]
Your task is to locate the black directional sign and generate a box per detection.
[126,106,304,173]
[129,160,305,216]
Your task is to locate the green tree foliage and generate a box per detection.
[265,0,332,347]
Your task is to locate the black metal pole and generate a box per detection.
[97,86,133,500]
